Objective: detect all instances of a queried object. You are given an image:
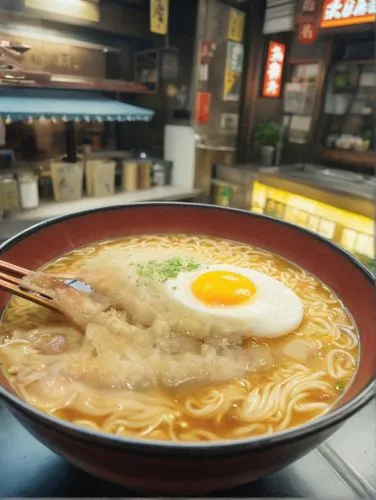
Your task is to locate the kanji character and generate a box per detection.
[367,0,376,14]
[342,0,356,16]
[301,22,314,39]
[323,0,343,19]
[265,80,279,95]
[270,45,284,63]
[353,0,368,15]
[267,61,282,80]
[153,0,165,23]
[302,0,316,12]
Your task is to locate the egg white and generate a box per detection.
[163,264,304,338]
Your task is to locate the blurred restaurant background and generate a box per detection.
[0,0,374,273]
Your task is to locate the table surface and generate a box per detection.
[0,399,375,498]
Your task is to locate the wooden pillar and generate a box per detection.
[237,0,267,163]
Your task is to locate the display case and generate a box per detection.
[250,167,375,273]
[283,63,320,145]
[134,48,179,93]
[319,60,375,170]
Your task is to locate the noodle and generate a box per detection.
[0,234,359,442]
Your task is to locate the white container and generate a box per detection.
[333,94,350,115]
[122,161,138,192]
[85,159,116,197]
[50,161,84,202]
[19,173,39,209]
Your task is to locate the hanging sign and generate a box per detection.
[25,0,100,22]
[262,41,286,98]
[298,20,318,43]
[300,0,318,14]
[223,41,244,102]
[195,92,211,124]
[150,0,169,35]
[296,0,319,44]
[320,0,376,28]
[228,8,245,42]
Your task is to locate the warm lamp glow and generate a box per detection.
[251,181,374,259]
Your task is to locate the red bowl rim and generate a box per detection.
[0,202,375,457]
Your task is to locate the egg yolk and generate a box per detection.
[191,271,256,307]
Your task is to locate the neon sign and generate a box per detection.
[321,0,376,28]
[262,42,286,98]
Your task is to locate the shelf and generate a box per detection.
[0,76,154,95]
[324,113,373,117]
[7,186,202,222]
[84,150,133,160]
[320,148,375,171]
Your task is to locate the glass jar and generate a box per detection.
[0,175,20,214]
[152,162,166,187]
[18,173,39,209]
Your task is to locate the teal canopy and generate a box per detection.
[0,88,154,122]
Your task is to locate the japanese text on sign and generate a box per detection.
[320,0,375,27]
[298,20,317,43]
[150,0,169,35]
[223,41,244,101]
[262,41,286,98]
[228,8,245,42]
[301,0,317,13]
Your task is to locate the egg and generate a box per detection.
[164,264,304,338]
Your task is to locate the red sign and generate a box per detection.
[262,41,286,98]
[298,20,318,43]
[321,0,376,28]
[300,0,318,14]
[195,92,211,124]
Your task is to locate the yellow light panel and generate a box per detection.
[251,181,375,259]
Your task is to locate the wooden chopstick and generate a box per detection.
[0,259,74,282]
[0,261,60,312]
[0,271,20,286]
[0,277,59,311]
[0,259,30,277]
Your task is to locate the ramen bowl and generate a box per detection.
[0,203,374,495]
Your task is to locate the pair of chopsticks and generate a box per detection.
[0,259,59,312]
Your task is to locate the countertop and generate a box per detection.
[1,185,201,223]
[219,163,376,202]
[275,164,376,202]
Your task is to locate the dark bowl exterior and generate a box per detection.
[5,401,342,495]
[0,203,375,495]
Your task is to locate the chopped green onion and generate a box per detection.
[137,258,201,283]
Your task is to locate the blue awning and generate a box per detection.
[0,88,154,122]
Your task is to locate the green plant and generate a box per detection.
[253,121,281,148]
[362,129,372,142]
